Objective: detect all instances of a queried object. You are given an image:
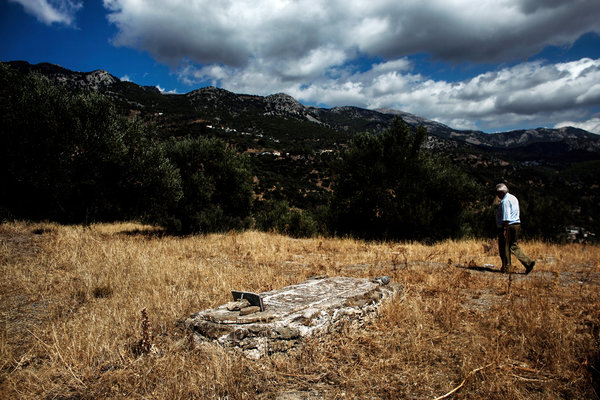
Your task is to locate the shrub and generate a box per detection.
[254,199,320,237]
[161,137,254,234]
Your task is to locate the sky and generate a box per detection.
[2,0,600,134]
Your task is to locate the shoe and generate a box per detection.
[525,261,535,275]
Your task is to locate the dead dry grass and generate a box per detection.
[1,221,599,399]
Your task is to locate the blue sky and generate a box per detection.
[2,0,600,134]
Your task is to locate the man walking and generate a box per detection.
[496,183,535,274]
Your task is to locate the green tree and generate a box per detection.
[118,122,183,224]
[329,118,474,241]
[162,137,254,233]
[0,64,181,223]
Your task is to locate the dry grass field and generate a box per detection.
[1,221,599,399]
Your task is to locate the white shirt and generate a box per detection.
[496,193,521,227]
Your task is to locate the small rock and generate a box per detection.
[239,306,260,315]
[236,311,275,324]
[226,299,250,311]
[274,326,300,340]
[372,276,390,285]
[276,390,321,400]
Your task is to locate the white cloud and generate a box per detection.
[10,0,82,26]
[555,118,600,134]
[103,0,600,68]
[155,85,177,94]
[278,47,348,80]
[175,56,600,132]
[102,0,600,131]
[362,58,600,131]
[120,74,131,82]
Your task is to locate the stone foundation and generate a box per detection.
[185,276,401,359]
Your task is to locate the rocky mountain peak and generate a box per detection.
[5,61,118,90]
[265,93,305,115]
[186,86,242,103]
[84,69,118,90]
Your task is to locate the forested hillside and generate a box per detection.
[1,62,598,241]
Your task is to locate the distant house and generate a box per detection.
[566,226,597,242]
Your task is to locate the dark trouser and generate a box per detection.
[497,224,532,271]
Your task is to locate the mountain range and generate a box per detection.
[6,60,600,161]
[3,60,600,239]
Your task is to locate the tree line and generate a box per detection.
[0,64,252,233]
[1,64,580,241]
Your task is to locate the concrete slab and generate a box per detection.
[185,276,401,359]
